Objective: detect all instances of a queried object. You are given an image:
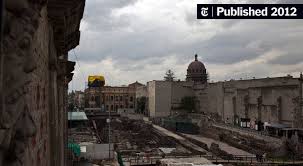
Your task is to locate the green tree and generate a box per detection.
[136,97,147,114]
[180,96,196,113]
[164,69,175,81]
[68,91,75,111]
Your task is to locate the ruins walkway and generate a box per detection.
[152,125,209,154]
[212,123,281,143]
[183,134,252,156]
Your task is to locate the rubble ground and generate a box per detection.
[95,118,194,157]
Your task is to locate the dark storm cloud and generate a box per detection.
[194,33,267,64]
[275,0,303,4]
[182,19,303,65]
[78,0,303,66]
[269,53,303,65]
[69,0,303,91]
[77,29,176,63]
[83,0,138,31]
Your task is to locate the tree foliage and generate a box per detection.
[68,91,75,111]
[136,97,147,114]
[164,69,175,81]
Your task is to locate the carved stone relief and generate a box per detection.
[0,0,46,165]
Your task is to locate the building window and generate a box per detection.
[130,96,133,102]
[120,105,123,108]
[111,96,113,101]
[130,104,133,108]
[116,95,119,101]
[106,105,109,110]
[120,96,123,101]
[115,105,118,111]
[95,96,100,107]
[111,105,113,110]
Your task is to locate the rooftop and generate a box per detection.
[68,112,88,121]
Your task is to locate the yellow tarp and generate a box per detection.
[88,75,105,87]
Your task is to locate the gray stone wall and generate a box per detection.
[171,82,194,109]
[0,0,84,165]
[0,1,49,165]
[201,77,301,127]
[26,6,51,166]
[154,81,172,117]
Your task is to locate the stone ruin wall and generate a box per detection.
[199,77,301,127]
[26,6,51,166]
[0,0,84,166]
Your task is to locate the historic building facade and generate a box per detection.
[143,54,303,129]
[0,0,85,166]
[69,90,85,109]
[85,82,143,113]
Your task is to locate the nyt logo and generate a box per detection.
[200,7,209,17]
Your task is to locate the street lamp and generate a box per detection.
[107,106,111,160]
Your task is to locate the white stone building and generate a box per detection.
[139,54,303,129]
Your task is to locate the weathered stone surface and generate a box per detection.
[0,0,85,165]
[1,0,40,165]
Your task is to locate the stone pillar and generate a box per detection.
[277,96,282,123]
[244,95,249,119]
[49,67,58,166]
[299,73,303,126]
[257,96,262,122]
[57,76,65,166]
[232,96,236,120]
[296,73,303,128]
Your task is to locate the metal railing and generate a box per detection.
[123,154,303,165]
[122,154,257,165]
[213,123,282,142]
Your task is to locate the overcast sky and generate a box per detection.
[69,0,303,91]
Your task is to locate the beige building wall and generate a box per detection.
[154,81,172,117]
[205,82,224,117]
[203,76,300,127]
[147,81,194,117]
[171,82,195,109]
[144,75,301,127]
[136,85,147,98]
[147,81,157,117]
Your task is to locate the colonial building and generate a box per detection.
[85,82,143,113]
[70,90,85,109]
[0,0,85,166]
[142,54,303,129]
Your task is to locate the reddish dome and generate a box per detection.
[186,54,208,83]
[188,59,206,72]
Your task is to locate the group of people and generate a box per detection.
[256,153,266,162]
